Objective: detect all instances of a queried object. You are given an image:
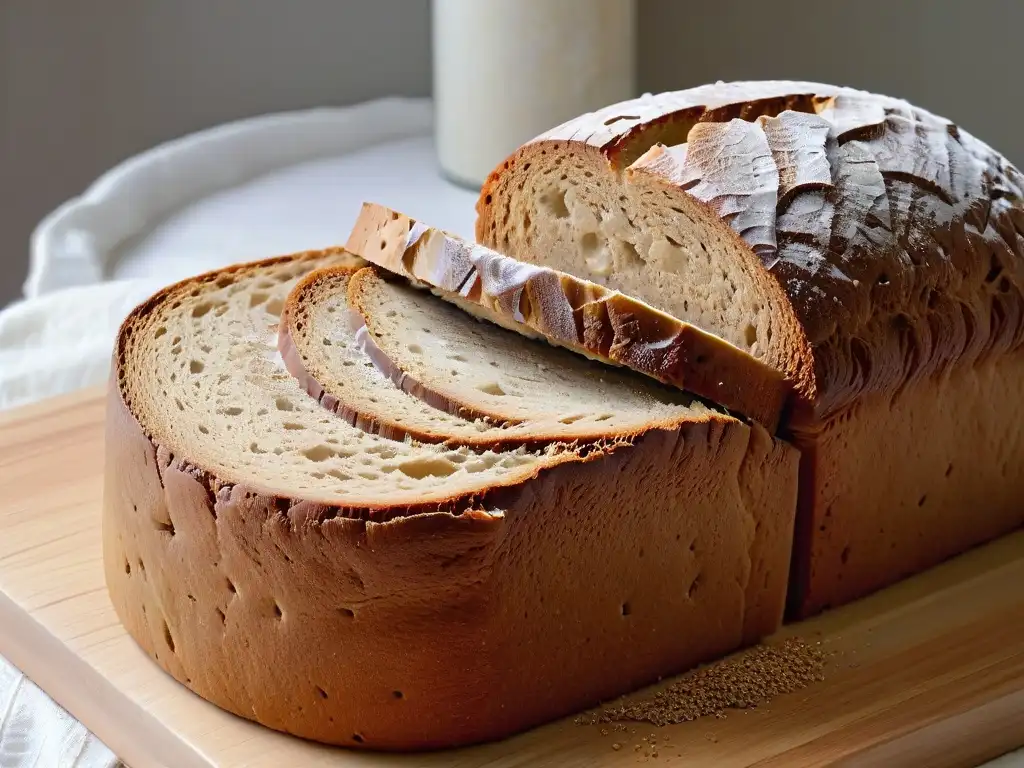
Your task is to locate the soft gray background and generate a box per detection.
[2,0,1022,306]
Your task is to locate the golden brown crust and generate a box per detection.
[346,202,790,431]
[104,379,508,749]
[476,81,1024,424]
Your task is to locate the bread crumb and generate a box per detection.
[578,638,825,727]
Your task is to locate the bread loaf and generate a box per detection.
[103,248,799,749]
[476,80,1024,616]
[345,201,790,431]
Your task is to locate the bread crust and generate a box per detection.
[104,251,800,749]
[346,202,790,431]
[788,353,1024,616]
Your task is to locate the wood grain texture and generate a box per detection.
[0,388,1022,768]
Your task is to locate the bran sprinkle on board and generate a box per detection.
[578,638,826,727]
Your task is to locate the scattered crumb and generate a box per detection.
[577,638,825,727]
[611,742,622,751]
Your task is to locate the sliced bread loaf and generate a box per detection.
[282,262,712,446]
[475,80,1024,617]
[344,201,790,432]
[104,247,800,749]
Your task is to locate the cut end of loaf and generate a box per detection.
[278,262,636,452]
[112,250,613,513]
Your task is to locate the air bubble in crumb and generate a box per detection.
[744,323,757,347]
[192,302,214,318]
[396,456,458,479]
[576,638,824,727]
[302,445,335,462]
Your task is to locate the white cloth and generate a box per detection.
[26,98,445,297]
[0,98,476,767]
[0,280,162,411]
[0,657,118,768]
[109,135,477,286]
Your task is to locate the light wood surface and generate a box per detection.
[1,387,1022,768]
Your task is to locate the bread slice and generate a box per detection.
[278,263,541,448]
[282,263,713,447]
[474,80,1024,617]
[104,247,800,749]
[344,201,790,432]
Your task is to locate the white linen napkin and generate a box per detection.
[0,655,119,768]
[0,280,162,412]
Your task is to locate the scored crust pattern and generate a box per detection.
[478,81,1024,422]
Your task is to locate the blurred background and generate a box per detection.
[2,0,1023,306]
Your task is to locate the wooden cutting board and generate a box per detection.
[1,388,1022,768]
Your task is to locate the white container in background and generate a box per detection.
[432,0,637,189]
